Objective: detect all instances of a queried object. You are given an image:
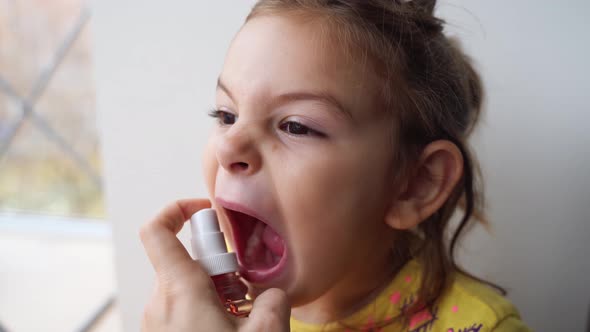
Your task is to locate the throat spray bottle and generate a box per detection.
[190,209,252,317]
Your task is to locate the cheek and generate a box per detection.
[277,142,391,261]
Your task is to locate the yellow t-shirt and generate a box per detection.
[290,260,530,332]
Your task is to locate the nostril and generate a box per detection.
[231,162,249,172]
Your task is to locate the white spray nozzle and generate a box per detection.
[190,209,238,276]
[193,209,221,232]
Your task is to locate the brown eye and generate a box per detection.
[280,121,310,135]
[209,110,236,125]
[220,111,236,125]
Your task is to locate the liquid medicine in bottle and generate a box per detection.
[190,209,253,317]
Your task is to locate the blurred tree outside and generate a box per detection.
[0,0,104,218]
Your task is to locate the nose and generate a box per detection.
[216,125,262,176]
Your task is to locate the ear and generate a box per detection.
[385,140,464,230]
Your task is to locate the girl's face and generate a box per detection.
[204,15,398,311]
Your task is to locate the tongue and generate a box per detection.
[262,224,285,257]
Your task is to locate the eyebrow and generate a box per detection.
[216,78,353,120]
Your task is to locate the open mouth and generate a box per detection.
[224,207,287,283]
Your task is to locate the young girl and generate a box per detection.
[140,1,531,331]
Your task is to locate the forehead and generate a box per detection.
[220,15,380,114]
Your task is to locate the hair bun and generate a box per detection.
[406,0,437,15]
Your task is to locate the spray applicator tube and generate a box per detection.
[190,209,252,317]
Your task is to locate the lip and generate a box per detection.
[215,197,289,284]
[215,198,275,230]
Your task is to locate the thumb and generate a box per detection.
[241,288,290,332]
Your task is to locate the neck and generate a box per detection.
[291,249,407,324]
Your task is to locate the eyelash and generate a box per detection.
[208,109,325,138]
[208,109,236,125]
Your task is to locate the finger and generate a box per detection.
[242,288,290,332]
[139,198,211,274]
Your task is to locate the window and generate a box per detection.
[0,1,102,217]
[0,1,119,331]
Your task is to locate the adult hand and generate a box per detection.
[139,198,290,331]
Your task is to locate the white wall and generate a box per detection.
[438,2,590,331]
[92,1,590,331]
[92,2,256,331]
